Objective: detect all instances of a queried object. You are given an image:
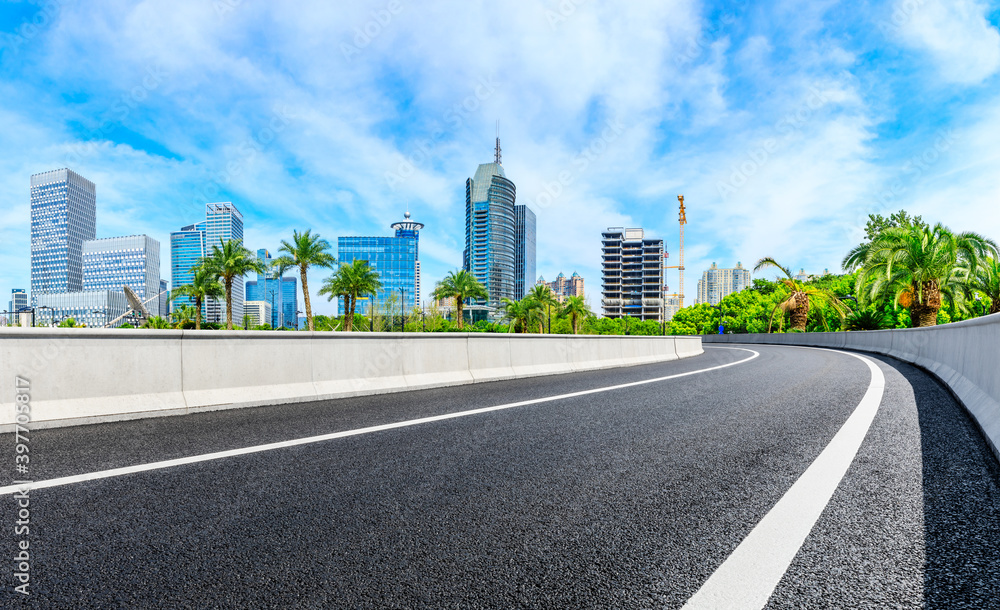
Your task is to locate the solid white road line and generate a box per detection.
[682,348,886,610]
[0,348,759,496]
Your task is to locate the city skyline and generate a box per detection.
[1,2,999,315]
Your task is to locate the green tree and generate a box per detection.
[170,265,225,330]
[432,270,488,330]
[273,230,337,332]
[526,284,558,333]
[319,259,382,332]
[171,304,200,328]
[143,316,172,329]
[203,239,267,330]
[754,258,849,332]
[561,296,591,335]
[863,209,926,243]
[668,303,716,335]
[843,223,998,327]
[500,297,541,333]
[966,256,1000,315]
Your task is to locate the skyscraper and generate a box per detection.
[245,248,298,329]
[514,204,536,299]
[83,235,162,316]
[337,212,423,316]
[30,168,97,302]
[204,203,245,324]
[170,222,206,311]
[601,227,665,321]
[463,136,534,314]
[9,289,27,313]
[695,262,751,305]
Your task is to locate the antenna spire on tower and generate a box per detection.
[494,120,502,165]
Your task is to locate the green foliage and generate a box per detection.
[203,238,267,330]
[432,270,488,330]
[143,316,172,329]
[844,309,890,331]
[863,209,926,242]
[321,260,382,331]
[668,304,716,335]
[57,318,81,328]
[171,265,224,330]
[274,229,336,331]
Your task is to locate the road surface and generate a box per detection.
[4,344,999,608]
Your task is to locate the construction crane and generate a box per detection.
[663,195,688,315]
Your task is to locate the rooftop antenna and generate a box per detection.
[494,120,502,165]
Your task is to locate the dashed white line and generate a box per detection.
[682,348,886,610]
[0,347,759,496]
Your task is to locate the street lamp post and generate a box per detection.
[399,287,405,333]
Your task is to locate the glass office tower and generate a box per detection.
[337,212,422,316]
[83,235,161,316]
[30,168,97,302]
[169,222,206,311]
[245,248,298,328]
[514,204,536,300]
[205,203,245,324]
[463,140,534,316]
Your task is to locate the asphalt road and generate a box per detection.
[4,344,1000,608]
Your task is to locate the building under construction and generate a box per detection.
[600,227,665,321]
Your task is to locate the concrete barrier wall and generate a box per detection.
[703,312,1000,461]
[0,329,703,430]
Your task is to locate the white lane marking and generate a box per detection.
[682,349,885,610]
[0,348,759,496]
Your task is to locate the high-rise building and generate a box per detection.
[204,203,245,324]
[696,262,751,306]
[171,203,245,323]
[601,227,665,321]
[83,235,162,316]
[170,222,206,311]
[30,168,97,302]
[35,290,127,328]
[337,212,422,316]
[514,204,536,299]
[538,271,584,303]
[9,289,28,313]
[463,138,534,315]
[243,301,272,328]
[159,279,169,318]
[245,248,298,329]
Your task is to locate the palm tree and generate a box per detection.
[754,257,849,332]
[966,256,1000,315]
[432,270,488,330]
[170,265,225,330]
[143,316,172,329]
[843,223,998,327]
[273,230,337,332]
[562,296,591,334]
[171,304,200,328]
[202,239,267,330]
[319,260,382,332]
[527,284,558,333]
[501,297,542,333]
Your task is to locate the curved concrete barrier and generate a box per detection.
[0,329,704,430]
[704,312,1000,461]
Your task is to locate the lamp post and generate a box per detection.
[399,287,405,333]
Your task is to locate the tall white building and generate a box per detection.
[83,235,162,316]
[696,262,751,305]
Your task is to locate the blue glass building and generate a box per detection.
[83,235,162,316]
[245,248,298,328]
[337,212,422,316]
[463,138,534,314]
[30,168,97,303]
[514,204,536,300]
[169,222,206,311]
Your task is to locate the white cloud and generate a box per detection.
[893,0,1000,84]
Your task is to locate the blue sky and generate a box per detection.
[1,0,999,315]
